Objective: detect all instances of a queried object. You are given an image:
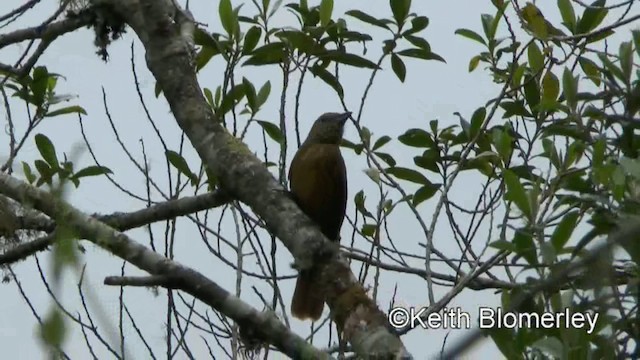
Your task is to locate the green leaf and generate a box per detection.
[35,134,59,169]
[243,26,262,54]
[375,152,396,166]
[257,120,284,144]
[319,0,333,26]
[469,107,486,139]
[34,160,53,185]
[218,84,246,115]
[480,14,498,40]
[390,0,411,26]
[586,28,614,44]
[598,53,625,83]
[454,28,486,45]
[619,156,640,179]
[456,112,471,136]
[53,232,79,273]
[542,71,560,103]
[619,41,633,83]
[256,81,271,108]
[45,105,87,118]
[487,327,520,358]
[531,338,564,359]
[413,183,441,206]
[565,140,585,167]
[372,135,392,151]
[557,0,576,32]
[492,127,514,161]
[320,50,380,69]
[562,67,578,109]
[576,0,607,34]
[633,30,640,59]
[40,309,67,347]
[166,151,198,185]
[310,65,344,98]
[398,128,433,147]
[429,120,438,134]
[243,77,257,111]
[341,139,363,154]
[542,138,561,169]
[243,42,287,66]
[22,162,36,184]
[503,169,532,220]
[521,3,548,39]
[219,0,236,37]
[194,28,218,48]
[489,239,517,252]
[390,53,406,82]
[500,100,531,118]
[277,30,319,53]
[527,42,544,71]
[196,46,220,72]
[397,48,446,63]
[511,64,527,88]
[362,223,376,237]
[579,57,601,86]
[523,75,540,113]
[345,10,390,29]
[73,165,112,179]
[48,93,76,106]
[510,165,543,183]
[621,220,640,264]
[214,86,222,107]
[414,150,439,173]
[386,167,430,185]
[513,229,537,265]
[30,66,49,107]
[360,127,371,146]
[405,35,430,51]
[203,164,218,190]
[338,30,374,43]
[354,190,374,218]
[468,55,481,72]
[403,16,429,36]
[551,211,579,251]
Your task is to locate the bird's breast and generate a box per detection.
[288,144,347,241]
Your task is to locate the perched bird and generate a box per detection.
[289,112,350,321]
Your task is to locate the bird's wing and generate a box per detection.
[288,144,347,241]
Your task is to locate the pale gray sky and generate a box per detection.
[0,0,636,359]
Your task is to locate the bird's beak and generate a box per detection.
[336,112,351,125]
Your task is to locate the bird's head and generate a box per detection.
[304,112,351,145]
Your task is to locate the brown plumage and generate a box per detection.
[289,112,350,321]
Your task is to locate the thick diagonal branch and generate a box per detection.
[0,172,330,360]
[107,0,409,357]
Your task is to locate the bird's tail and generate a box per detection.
[291,270,324,320]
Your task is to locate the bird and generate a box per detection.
[289,111,350,321]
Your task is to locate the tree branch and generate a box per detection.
[104,275,172,287]
[0,190,231,264]
[106,0,409,357]
[0,233,55,265]
[0,13,92,49]
[442,218,640,358]
[0,172,331,360]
